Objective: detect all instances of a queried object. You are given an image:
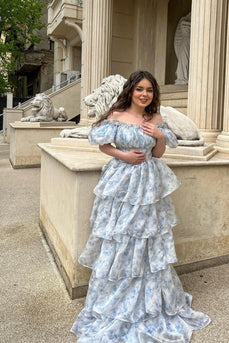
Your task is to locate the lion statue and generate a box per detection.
[60,74,204,146]
[21,93,68,122]
[85,74,127,119]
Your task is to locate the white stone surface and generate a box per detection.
[160,106,204,145]
[164,144,217,161]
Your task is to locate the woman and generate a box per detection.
[71,71,210,342]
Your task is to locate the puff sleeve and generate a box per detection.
[88,120,118,145]
[156,123,178,148]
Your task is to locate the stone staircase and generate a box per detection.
[160,84,188,115]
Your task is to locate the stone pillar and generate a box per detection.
[154,0,169,85]
[6,93,13,108]
[216,3,229,153]
[187,0,227,143]
[80,0,93,122]
[80,0,113,124]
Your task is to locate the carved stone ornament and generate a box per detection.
[21,93,68,122]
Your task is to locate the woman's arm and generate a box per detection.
[151,136,166,158]
[99,144,146,165]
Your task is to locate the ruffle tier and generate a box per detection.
[71,309,210,343]
[79,232,177,280]
[80,266,189,322]
[71,312,209,343]
[71,266,211,343]
[94,157,180,205]
[81,182,178,279]
[90,196,177,239]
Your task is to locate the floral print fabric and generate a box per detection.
[71,120,211,342]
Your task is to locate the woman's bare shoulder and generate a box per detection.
[108,111,123,120]
[149,113,163,125]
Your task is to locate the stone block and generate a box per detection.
[164,144,217,161]
[9,122,77,168]
[6,108,23,143]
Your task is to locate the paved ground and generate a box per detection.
[0,137,228,343]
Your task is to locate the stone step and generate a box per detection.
[161,91,188,100]
[160,84,188,93]
[160,98,188,107]
[160,84,188,114]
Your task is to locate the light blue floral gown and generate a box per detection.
[71,119,211,343]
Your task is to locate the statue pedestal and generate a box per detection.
[6,108,23,143]
[164,144,217,161]
[38,138,229,299]
[51,137,99,152]
[9,122,77,168]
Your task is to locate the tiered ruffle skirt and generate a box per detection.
[71,158,211,342]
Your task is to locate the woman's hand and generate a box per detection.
[122,150,146,164]
[99,144,145,164]
[141,122,164,139]
[141,122,166,158]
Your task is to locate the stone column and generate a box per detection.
[187,0,227,143]
[216,3,229,153]
[80,0,113,124]
[80,0,93,123]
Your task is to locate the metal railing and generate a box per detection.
[14,74,80,109]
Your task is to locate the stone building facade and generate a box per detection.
[47,0,83,87]
[47,0,229,153]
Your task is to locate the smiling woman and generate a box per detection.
[131,79,154,108]
[71,71,211,343]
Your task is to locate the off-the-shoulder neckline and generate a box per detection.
[104,119,164,127]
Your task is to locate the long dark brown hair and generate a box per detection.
[94,70,160,126]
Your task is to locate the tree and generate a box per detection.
[0,0,47,93]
